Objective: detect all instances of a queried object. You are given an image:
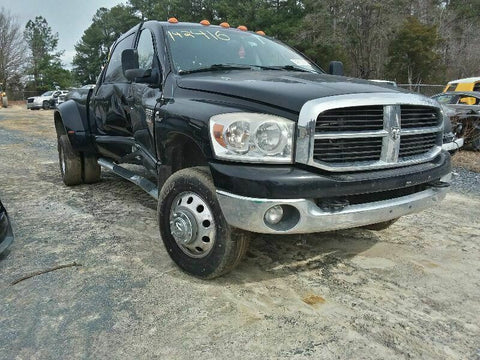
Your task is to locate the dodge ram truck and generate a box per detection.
[54,20,451,278]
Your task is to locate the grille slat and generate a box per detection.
[399,133,437,158]
[315,105,384,132]
[401,105,440,129]
[313,137,382,163]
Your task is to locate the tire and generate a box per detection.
[42,100,50,110]
[58,135,82,186]
[362,218,398,231]
[82,154,101,183]
[2,96,7,108]
[158,167,250,279]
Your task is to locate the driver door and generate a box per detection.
[128,27,162,171]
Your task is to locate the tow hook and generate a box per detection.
[318,199,350,212]
[428,181,450,188]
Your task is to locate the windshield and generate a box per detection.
[42,91,53,96]
[165,26,321,74]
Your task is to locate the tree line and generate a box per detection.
[0,1,478,98]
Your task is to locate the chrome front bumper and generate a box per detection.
[216,174,450,234]
[442,138,464,152]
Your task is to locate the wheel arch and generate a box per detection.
[163,132,209,173]
[54,100,93,152]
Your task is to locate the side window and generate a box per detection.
[104,34,134,83]
[137,29,155,70]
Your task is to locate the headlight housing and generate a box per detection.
[210,113,294,163]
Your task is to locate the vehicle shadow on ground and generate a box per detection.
[0,249,11,261]
[219,229,381,284]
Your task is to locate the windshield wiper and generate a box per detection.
[178,64,253,75]
[252,65,315,73]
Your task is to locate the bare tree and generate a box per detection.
[0,8,26,92]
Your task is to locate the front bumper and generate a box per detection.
[217,173,450,234]
[26,101,42,109]
[442,137,464,152]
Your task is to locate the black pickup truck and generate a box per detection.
[54,20,451,278]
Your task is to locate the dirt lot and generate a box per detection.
[0,105,479,359]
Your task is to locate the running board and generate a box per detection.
[98,158,159,200]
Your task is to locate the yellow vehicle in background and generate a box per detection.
[443,77,480,105]
[0,84,7,108]
[444,77,480,92]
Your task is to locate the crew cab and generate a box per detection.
[54,20,451,278]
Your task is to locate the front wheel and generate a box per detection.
[158,167,250,279]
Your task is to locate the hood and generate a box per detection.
[177,71,405,113]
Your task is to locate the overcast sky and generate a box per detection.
[0,0,127,68]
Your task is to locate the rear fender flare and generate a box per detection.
[54,100,93,152]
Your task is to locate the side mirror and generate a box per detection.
[329,61,344,76]
[122,49,139,77]
[121,48,160,85]
[125,68,150,82]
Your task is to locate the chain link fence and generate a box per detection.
[397,84,445,97]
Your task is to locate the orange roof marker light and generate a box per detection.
[237,25,248,31]
[219,22,230,28]
[168,17,179,24]
[200,20,210,26]
[256,30,266,36]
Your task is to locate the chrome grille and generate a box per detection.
[295,93,444,172]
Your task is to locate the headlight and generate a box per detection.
[210,113,294,163]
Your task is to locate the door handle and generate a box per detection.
[125,96,135,107]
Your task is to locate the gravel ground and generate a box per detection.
[0,106,479,360]
[451,167,480,196]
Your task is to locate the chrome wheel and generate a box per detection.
[169,191,216,258]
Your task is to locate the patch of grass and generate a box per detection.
[452,150,480,172]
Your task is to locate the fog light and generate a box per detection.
[264,205,284,224]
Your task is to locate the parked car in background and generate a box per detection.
[55,90,70,106]
[432,91,480,151]
[443,77,480,93]
[27,90,67,110]
[0,200,14,255]
[433,91,480,109]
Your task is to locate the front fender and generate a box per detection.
[55,100,93,152]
